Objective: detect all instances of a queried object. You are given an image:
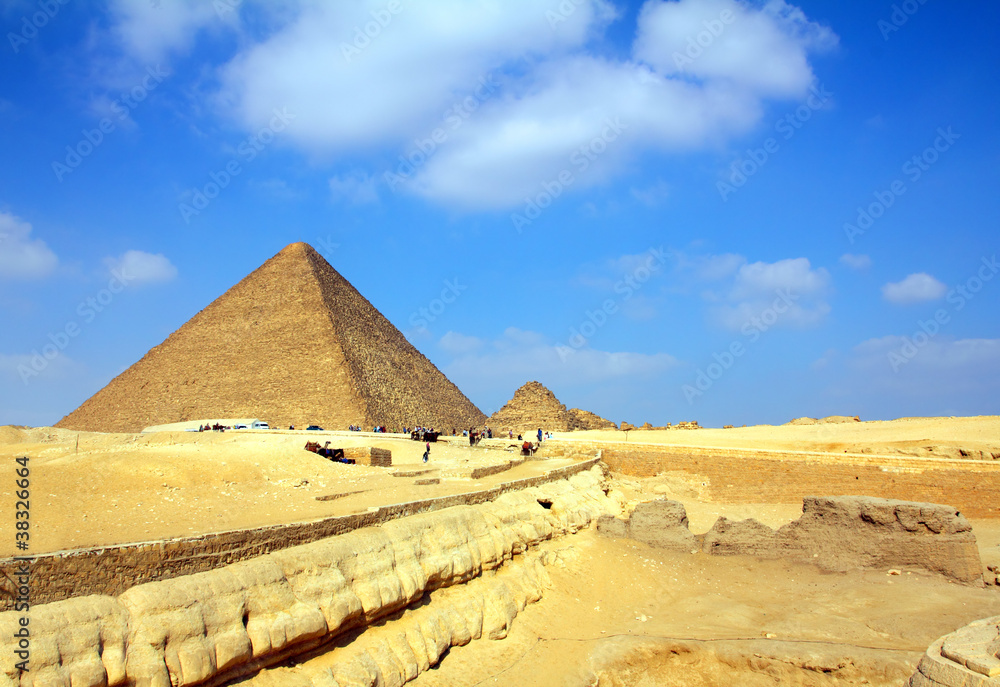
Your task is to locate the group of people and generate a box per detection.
[466,425,495,445]
[348,424,393,433]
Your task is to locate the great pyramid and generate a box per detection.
[486,381,616,434]
[56,242,486,433]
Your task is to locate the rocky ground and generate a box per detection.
[406,471,1000,686]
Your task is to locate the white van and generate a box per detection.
[251,421,270,430]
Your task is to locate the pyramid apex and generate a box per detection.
[279,241,314,255]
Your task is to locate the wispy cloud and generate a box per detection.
[103,250,178,285]
[882,273,946,304]
[0,211,59,280]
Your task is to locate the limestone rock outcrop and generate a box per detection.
[56,243,486,433]
[598,499,698,552]
[246,552,554,686]
[0,468,616,687]
[703,496,983,585]
[909,615,1000,686]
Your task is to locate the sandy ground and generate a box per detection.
[559,415,1000,461]
[2,416,998,683]
[0,427,586,555]
[1,415,997,555]
[402,466,1000,686]
[405,528,1000,686]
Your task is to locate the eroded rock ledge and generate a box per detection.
[599,495,983,585]
[910,615,1000,686]
[0,467,618,687]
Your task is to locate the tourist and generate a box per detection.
[537,428,543,444]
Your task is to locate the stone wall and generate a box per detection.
[601,495,983,585]
[342,446,391,467]
[595,443,1000,519]
[703,496,983,584]
[0,467,616,687]
[0,458,599,610]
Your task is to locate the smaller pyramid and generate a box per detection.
[566,408,617,431]
[487,381,615,434]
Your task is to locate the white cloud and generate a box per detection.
[439,331,483,356]
[839,253,871,270]
[634,0,836,98]
[249,178,305,201]
[630,179,670,206]
[216,1,612,151]
[0,211,59,280]
[441,326,678,388]
[103,250,178,285]
[728,257,829,300]
[107,0,237,62]
[329,171,379,204]
[710,257,830,330]
[686,252,746,281]
[882,273,946,305]
[0,351,76,385]
[573,247,667,307]
[854,336,1000,370]
[169,0,836,210]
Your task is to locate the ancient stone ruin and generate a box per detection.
[55,243,486,433]
[0,468,616,687]
[910,616,1000,685]
[600,495,983,585]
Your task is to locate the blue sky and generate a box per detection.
[1,0,998,428]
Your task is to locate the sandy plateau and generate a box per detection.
[1,415,999,685]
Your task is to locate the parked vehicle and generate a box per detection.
[306,425,324,431]
[251,421,270,430]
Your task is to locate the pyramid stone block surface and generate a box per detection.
[486,381,614,434]
[57,243,485,433]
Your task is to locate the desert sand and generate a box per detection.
[1,415,998,685]
[0,426,586,555]
[561,415,1000,461]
